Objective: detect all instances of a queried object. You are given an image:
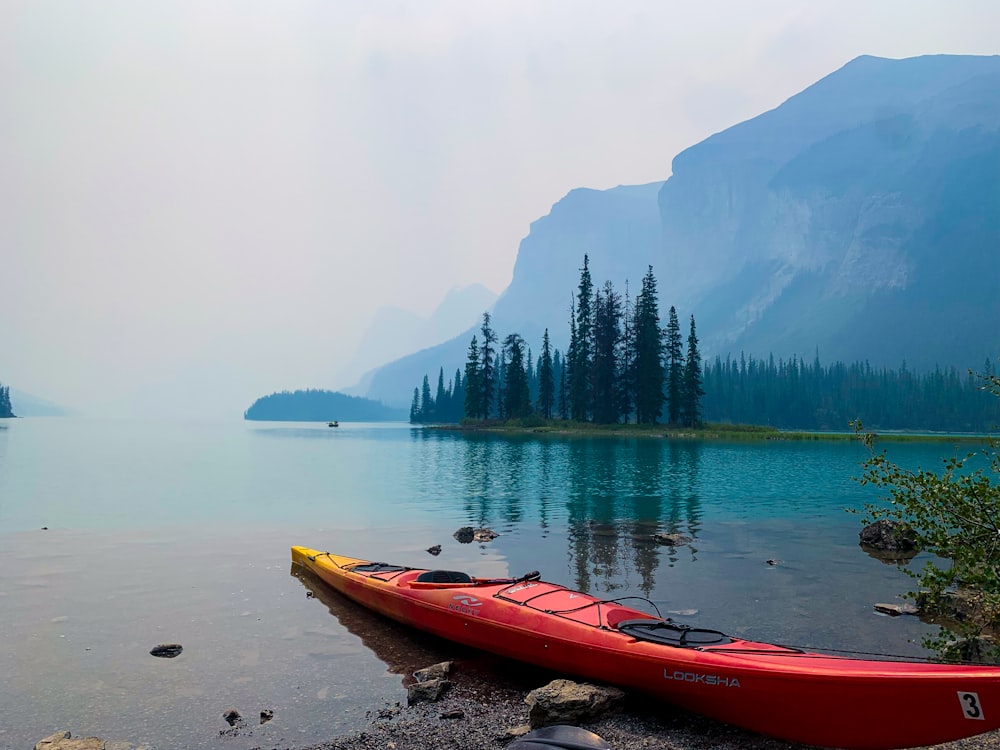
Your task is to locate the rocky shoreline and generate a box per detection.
[36,661,1000,750]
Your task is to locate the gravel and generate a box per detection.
[296,663,1000,750]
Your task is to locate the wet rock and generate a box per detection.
[149,643,183,658]
[439,709,465,719]
[765,559,781,566]
[860,520,918,552]
[413,661,452,683]
[260,708,274,724]
[33,731,150,750]
[874,602,920,616]
[453,527,498,544]
[651,532,692,546]
[525,679,625,728]
[223,708,242,726]
[407,677,452,704]
[426,545,442,556]
[943,635,1000,664]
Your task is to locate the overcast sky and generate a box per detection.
[1,1,997,418]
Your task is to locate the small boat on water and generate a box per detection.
[328,421,339,427]
[292,545,1000,749]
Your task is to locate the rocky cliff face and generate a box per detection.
[365,54,1000,407]
[669,54,1000,368]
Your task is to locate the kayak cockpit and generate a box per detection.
[615,618,733,647]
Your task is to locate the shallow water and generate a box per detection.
[0,418,974,749]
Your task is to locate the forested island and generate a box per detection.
[0,383,15,418]
[410,257,999,433]
[243,389,407,422]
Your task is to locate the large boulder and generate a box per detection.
[525,679,624,728]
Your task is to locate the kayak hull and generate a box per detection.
[292,545,1000,749]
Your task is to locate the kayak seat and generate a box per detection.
[616,618,732,647]
[416,570,473,584]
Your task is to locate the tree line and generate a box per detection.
[703,354,1000,432]
[0,382,14,418]
[411,256,705,426]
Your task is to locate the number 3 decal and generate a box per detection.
[959,691,985,720]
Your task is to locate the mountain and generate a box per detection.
[364,54,1000,408]
[336,283,497,393]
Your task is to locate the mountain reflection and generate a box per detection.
[412,431,704,595]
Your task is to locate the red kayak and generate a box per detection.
[292,545,1000,749]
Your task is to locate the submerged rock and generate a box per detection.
[874,602,920,616]
[34,731,151,750]
[453,527,498,544]
[860,520,918,552]
[651,532,692,546]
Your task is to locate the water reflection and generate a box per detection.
[290,564,559,694]
[290,564,458,681]
[413,432,706,596]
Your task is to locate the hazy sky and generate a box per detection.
[2,1,997,418]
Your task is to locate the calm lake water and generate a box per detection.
[0,417,979,749]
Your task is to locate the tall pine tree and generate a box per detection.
[681,315,705,427]
[538,329,555,419]
[633,266,665,423]
[665,306,683,424]
[503,333,531,418]
[568,255,594,421]
[479,313,497,419]
[463,335,481,418]
[592,280,623,424]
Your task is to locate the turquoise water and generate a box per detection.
[0,418,979,749]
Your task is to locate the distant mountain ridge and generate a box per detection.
[336,284,497,393]
[363,54,1000,407]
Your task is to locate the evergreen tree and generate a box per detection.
[0,384,14,418]
[503,333,531,418]
[495,352,505,420]
[633,266,665,423]
[681,315,705,427]
[538,329,555,419]
[421,374,433,422]
[464,336,481,419]
[569,255,594,421]
[619,281,634,423]
[665,305,683,424]
[434,368,447,421]
[479,313,498,419]
[592,280,623,424]
[409,387,420,423]
[451,369,465,423]
[526,347,537,405]
[557,350,568,420]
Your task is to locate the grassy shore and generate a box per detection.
[426,419,993,443]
